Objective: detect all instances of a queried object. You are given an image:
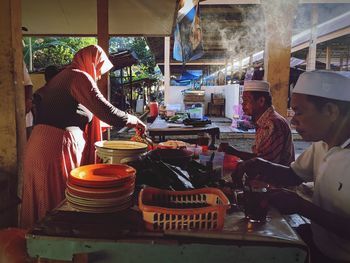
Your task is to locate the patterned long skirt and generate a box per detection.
[20,125,85,229]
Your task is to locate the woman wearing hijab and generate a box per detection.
[20,45,145,228]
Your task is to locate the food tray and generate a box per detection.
[138,187,230,231]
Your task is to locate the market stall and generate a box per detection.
[26,200,308,262]
[23,136,309,262]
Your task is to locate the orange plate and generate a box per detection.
[66,180,135,199]
[69,164,136,188]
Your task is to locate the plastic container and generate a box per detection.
[95,140,148,164]
[139,187,230,231]
[186,145,202,159]
[149,101,159,118]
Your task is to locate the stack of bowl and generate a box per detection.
[66,164,136,213]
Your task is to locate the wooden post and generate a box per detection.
[326,46,332,70]
[340,56,343,71]
[129,66,133,111]
[164,36,171,104]
[347,45,350,71]
[306,4,318,71]
[97,0,109,98]
[0,0,26,224]
[224,58,228,85]
[262,0,297,117]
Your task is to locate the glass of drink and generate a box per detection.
[243,180,269,223]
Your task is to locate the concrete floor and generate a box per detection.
[210,117,311,157]
[220,137,311,158]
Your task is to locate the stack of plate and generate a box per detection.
[66,164,136,213]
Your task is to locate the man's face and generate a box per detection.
[242,91,258,117]
[291,93,332,142]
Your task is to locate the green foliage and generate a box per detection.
[109,37,134,53]
[130,38,156,74]
[23,37,97,71]
[23,36,160,82]
[110,37,160,81]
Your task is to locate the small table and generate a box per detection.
[26,202,308,262]
[148,117,220,150]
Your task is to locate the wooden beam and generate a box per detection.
[306,4,318,71]
[201,0,350,3]
[158,61,227,66]
[326,46,332,70]
[300,0,350,3]
[200,0,261,4]
[97,0,109,98]
[347,45,350,71]
[164,37,171,104]
[292,27,350,53]
[0,0,25,223]
[262,0,297,117]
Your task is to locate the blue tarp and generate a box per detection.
[175,71,201,83]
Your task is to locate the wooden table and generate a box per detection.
[26,201,308,263]
[148,117,220,150]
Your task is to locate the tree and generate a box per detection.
[109,37,161,81]
[23,36,161,83]
[23,37,97,71]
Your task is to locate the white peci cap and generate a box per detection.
[243,80,270,93]
[293,71,350,101]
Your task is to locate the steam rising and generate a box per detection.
[202,0,298,60]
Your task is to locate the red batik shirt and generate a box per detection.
[252,106,295,165]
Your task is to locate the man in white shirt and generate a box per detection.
[234,71,350,262]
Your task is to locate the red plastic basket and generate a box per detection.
[138,187,230,231]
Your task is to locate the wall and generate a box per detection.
[224,84,241,119]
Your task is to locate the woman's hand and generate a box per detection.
[126,115,146,130]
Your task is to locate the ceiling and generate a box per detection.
[293,34,350,68]
[22,0,178,36]
[20,0,350,76]
[147,4,261,68]
[146,2,350,77]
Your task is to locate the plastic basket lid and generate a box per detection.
[69,164,136,188]
[95,140,147,150]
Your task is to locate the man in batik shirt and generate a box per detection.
[220,80,295,165]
